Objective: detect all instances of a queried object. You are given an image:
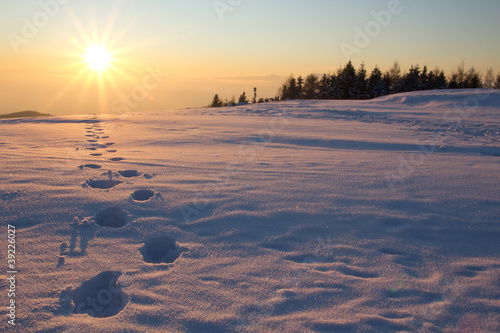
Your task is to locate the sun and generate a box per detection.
[84,45,112,72]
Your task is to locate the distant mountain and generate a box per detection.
[0,111,51,119]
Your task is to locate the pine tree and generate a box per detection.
[210,94,223,107]
[355,63,369,99]
[303,74,319,99]
[435,69,447,89]
[419,66,429,90]
[286,75,298,99]
[297,76,304,99]
[329,74,341,99]
[238,91,249,103]
[339,60,357,99]
[279,84,288,100]
[402,65,421,91]
[318,74,329,99]
[368,66,383,98]
[464,67,482,88]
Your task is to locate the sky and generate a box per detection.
[1,0,499,115]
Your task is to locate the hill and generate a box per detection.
[0,110,51,119]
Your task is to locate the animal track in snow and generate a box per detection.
[131,190,155,202]
[94,207,128,228]
[64,271,128,318]
[141,236,186,264]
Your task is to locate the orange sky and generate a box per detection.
[1,1,499,115]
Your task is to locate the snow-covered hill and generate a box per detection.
[1,89,499,332]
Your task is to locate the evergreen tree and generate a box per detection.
[287,75,298,99]
[434,68,447,89]
[303,74,319,99]
[329,74,342,99]
[318,74,329,99]
[297,76,304,99]
[464,67,482,88]
[210,94,223,107]
[426,70,436,90]
[279,84,288,100]
[382,71,392,95]
[238,91,249,103]
[402,65,421,91]
[419,66,429,90]
[355,63,369,99]
[368,66,383,98]
[339,60,357,99]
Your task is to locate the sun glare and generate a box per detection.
[84,45,112,72]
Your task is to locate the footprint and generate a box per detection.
[101,136,109,139]
[107,150,117,153]
[141,236,186,264]
[94,207,128,228]
[109,157,125,162]
[339,266,378,279]
[131,190,155,202]
[78,164,102,170]
[105,142,115,146]
[378,248,407,256]
[118,170,141,178]
[465,265,487,272]
[63,271,128,318]
[90,153,102,156]
[85,147,97,151]
[458,266,487,277]
[84,178,123,189]
[87,139,98,143]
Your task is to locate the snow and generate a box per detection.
[1,89,499,332]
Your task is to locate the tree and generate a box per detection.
[433,67,447,89]
[339,60,357,99]
[484,68,494,89]
[238,91,249,103]
[419,66,429,90]
[495,74,500,89]
[464,67,482,88]
[388,60,402,93]
[210,94,223,107]
[355,63,369,99]
[368,66,383,98]
[297,76,304,99]
[449,61,466,88]
[402,65,421,91]
[303,74,319,99]
[318,74,329,99]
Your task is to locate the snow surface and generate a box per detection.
[1,89,499,332]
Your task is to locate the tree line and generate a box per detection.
[209,60,500,107]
